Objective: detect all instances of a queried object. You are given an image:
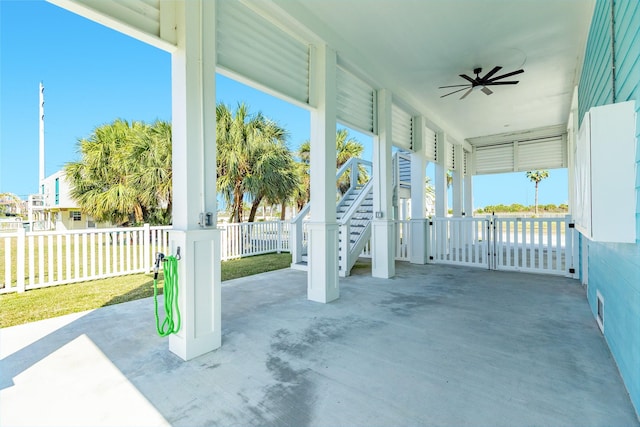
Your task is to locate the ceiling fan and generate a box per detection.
[439,66,524,99]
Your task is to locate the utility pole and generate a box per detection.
[39,82,45,192]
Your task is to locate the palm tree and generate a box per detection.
[526,170,550,215]
[295,129,368,209]
[246,127,299,222]
[66,119,172,225]
[216,102,292,222]
[66,119,145,225]
[425,176,435,201]
[130,120,173,224]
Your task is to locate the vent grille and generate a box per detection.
[596,290,604,333]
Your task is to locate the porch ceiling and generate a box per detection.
[270,0,595,143]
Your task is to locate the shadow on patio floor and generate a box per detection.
[1,262,638,426]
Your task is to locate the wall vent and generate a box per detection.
[596,290,604,333]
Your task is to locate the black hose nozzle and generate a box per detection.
[154,252,165,280]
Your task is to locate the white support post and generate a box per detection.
[435,132,448,218]
[463,150,474,245]
[452,143,464,217]
[277,221,283,254]
[143,223,151,272]
[290,216,304,265]
[464,150,474,217]
[168,0,221,361]
[372,89,395,278]
[410,116,428,264]
[16,227,25,293]
[307,44,339,303]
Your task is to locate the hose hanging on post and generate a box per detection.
[153,253,181,337]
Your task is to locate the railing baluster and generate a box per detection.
[39,235,45,285]
[82,233,88,280]
[71,234,77,279]
[4,237,12,289]
[28,234,35,287]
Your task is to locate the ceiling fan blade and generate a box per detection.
[489,69,524,81]
[481,66,502,81]
[460,87,474,100]
[440,87,471,98]
[484,81,519,85]
[459,74,477,84]
[481,86,493,95]
[439,84,473,88]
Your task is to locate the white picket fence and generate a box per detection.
[1,225,171,294]
[218,221,289,260]
[360,220,411,261]
[0,221,290,294]
[0,216,575,294]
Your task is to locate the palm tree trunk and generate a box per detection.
[248,194,263,223]
[134,204,144,224]
[534,182,539,215]
[280,202,286,220]
[233,186,243,223]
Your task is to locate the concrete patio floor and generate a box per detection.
[1,262,638,427]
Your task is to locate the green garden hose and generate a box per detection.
[153,255,181,337]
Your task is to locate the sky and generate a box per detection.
[0,0,568,209]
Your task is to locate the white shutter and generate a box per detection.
[446,142,455,170]
[517,137,566,170]
[392,104,412,150]
[474,144,514,174]
[424,126,437,161]
[463,150,469,175]
[336,67,375,133]
[216,1,310,104]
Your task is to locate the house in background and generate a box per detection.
[27,170,103,231]
[45,0,639,417]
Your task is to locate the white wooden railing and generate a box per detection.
[430,217,489,267]
[1,221,291,294]
[0,216,576,294]
[359,219,411,261]
[1,225,170,294]
[427,215,575,276]
[219,221,289,260]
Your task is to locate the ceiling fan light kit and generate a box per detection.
[439,66,524,99]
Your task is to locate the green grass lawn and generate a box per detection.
[0,252,292,328]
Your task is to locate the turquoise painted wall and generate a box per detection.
[578,0,640,417]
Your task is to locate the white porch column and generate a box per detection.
[435,132,448,217]
[464,150,474,216]
[410,116,428,264]
[452,143,464,216]
[169,0,221,360]
[307,44,339,303]
[372,89,395,278]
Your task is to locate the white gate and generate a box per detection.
[491,217,569,275]
[429,216,576,276]
[430,217,490,268]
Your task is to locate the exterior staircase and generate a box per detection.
[290,152,411,276]
[336,181,373,276]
